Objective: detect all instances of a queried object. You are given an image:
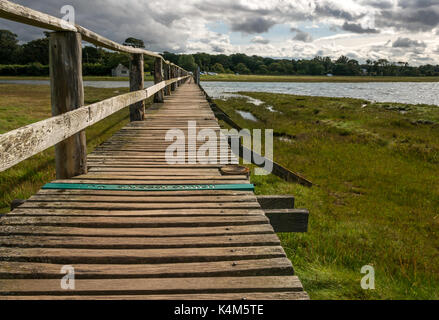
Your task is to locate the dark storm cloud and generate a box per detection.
[314,3,359,21]
[230,17,276,34]
[0,0,191,52]
[392,37,427,48]
[342,22,380,34]
[374,1,439,32]
[291,28,313,43]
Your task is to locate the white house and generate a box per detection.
[112,64,129,77]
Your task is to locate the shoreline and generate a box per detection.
[1,75,439,82]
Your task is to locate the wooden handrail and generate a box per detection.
[0,76,190,172]
[0,0,185,70]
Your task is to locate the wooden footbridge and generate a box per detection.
[0,1,309,299]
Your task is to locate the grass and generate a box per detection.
[0,84,152,214]
[214,92,439,299]
[202,74,439,82]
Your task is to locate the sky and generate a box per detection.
[1,0,439,65]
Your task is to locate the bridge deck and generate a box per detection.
[0,82,308,300]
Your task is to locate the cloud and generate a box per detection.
[230,17,276,34]
[0,0,438,65]
[342,22,379,34]
[251,36,270,44]
[392,37,427,48]
[291,28,313,43]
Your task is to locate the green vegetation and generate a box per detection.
[215,92,439,299]
[201,74,439,82]
[2,29,439,77]
[0,84,151,214]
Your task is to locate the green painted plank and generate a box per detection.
[42,183,255,192]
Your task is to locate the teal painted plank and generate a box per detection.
[42,183,254,192]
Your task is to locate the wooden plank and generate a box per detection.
[9,208,265,217]
[0,215,269,228]
[0,224,275,237]
[0,234,280,249]
[0,276,304,295]
[264,209,309,233]
[257,195,295,209]
[17,201,260,210]
[0,246,286,264]
[27,195,256,203]
[0,258,291,279]
[0,291,309,300]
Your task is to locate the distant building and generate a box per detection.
[112,64,129,77]
[361,68,368,75]
[326,73,333,77]
[208,72,218,75]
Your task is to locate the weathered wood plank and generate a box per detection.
[0,215,269,228]
[0,276,304,295]
[0,246,286,264]
[0,234,280,249]
[264,209,309,233]
[0,258,291,279]
[257,195,295,209]
[0,291,309,300]
[0,224,275,237]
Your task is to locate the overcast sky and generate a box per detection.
[1,0,439,65]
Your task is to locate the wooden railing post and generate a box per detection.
[164,63,170,96]
[171,66,176,92]
[154,57,164,103]
[129,53,145,121]
[49,31,87,179]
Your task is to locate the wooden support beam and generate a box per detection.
[257,195,295,209]
[10,199,25,211]
[264,209,309,233]
[153,57,164,103]
[129,53,145,121]
[49,31,87,179]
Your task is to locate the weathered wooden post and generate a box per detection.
[154,57,164,103]
[129,53,145,121]
[195,66,201,85]
[171,66,176,92]
[164,63,170,96]
[49,31,87,179]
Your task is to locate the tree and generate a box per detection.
[123,37,145,48]
[0,29,20,64]
[21,37,49,65]
[83,46,104,64]
[212,63,225,73]
[234,63,250,74]
[177,54,197,72]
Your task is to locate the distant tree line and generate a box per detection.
[1,29,439,77]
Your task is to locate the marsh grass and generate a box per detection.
[0,84,152,214]
[215,92,439,299]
